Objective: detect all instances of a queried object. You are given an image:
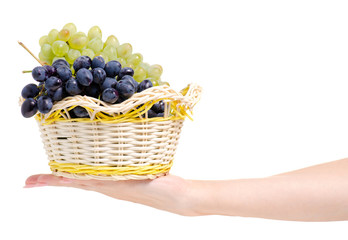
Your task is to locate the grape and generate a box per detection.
[81,48,95,60]
[92,67,106,84]
[137,79,153,92]
[21,98,38,118]
[84,82,101,99]
[43,65,56,77]
[100,77,117,91]
[147,64,163,79]
[47,87,66,101]
[58,29,71,41]
[118,67,134,79]
[124,63,135,69]
[37,96,53,114]
[52,56,67,65]
[139,62,150,71]
[63,23,77,35]
[88,26,102,40]
[103,45,117,60]
[52,40,69,57]
[116,58,126,67]
[116,80,135,99]
[91,56,105,69]
[102,88,119,103]
[65,77,83,95]
[70,65,75,75]
[48,29,59,44]
[45,76,63,91]
[104,35,119,48]
[52,58,69,69]
[32,66,48,82]
[156,112,164,117]
[73,56,92,72]
[56,66,72,81]
[127,53,143,66]
[120,75,138,89]
[146,109,157,118]
[21,83,39,99]
[39,52,51,64]
[104,60,121,78]
[150,78,160,86]
[151,100,165,113]
[41,44,55,60]
[39,35,49,47]
[73,106,89,118]
[116,43,132,58]
[68,32,88,49]
[65,49,81,64]
[133,66,147,82]
[96,52,109,63]
[76,68,93,86]
[87,37,103,54]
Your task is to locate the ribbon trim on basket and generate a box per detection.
[49,160,173,176]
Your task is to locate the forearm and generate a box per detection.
[188,158,348,221]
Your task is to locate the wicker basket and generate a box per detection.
[35,83,201,180]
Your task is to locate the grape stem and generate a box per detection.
[18,41,46,66]
[22,70,32,73]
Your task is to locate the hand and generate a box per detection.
[24,174,197,216]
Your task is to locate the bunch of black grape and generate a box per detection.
[21,56,165,118]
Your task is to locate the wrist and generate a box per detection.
[184,180,221,216]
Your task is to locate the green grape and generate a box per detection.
[116,58,126,67]
[104,35,119,48]
[63,23,77,35]
[48,29,59,44]
[87,37,103,54]
[127,53,143,66]
[39,35,49,47]
[116,43,132,58]
[68,32,88,49]
[88,26,102,40]
[124,62,135,69]
[150,78,160,86]
[58,29,71,41]
[39,51,51,65]
[133,66,147,82]
[147,64,163,79]
[96,52,109,63]
[52,56,67,63]
[139,62,150,71]
[41,43,55,60]
[70,65,75,75]
[103,45,117,60]
[52,40,69,57]
[81,48,95,59]
[65,49,81,64]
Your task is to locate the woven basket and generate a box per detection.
[35,83,201,180]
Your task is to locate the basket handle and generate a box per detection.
[179,83,202,109]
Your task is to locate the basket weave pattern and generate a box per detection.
[36,84,201,180]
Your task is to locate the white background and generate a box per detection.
[1,0,348,239]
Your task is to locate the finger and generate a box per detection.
[24,174,100,191]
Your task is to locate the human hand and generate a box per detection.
[24,174,197,216]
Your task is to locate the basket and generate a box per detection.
[35,83,202,180]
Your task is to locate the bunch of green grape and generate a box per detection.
[38,23,166,85]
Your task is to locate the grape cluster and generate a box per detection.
[38,23,167,86]
[21,56,165,119]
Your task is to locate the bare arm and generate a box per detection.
[25,158,348,221]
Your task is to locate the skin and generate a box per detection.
[25,157,348,221]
